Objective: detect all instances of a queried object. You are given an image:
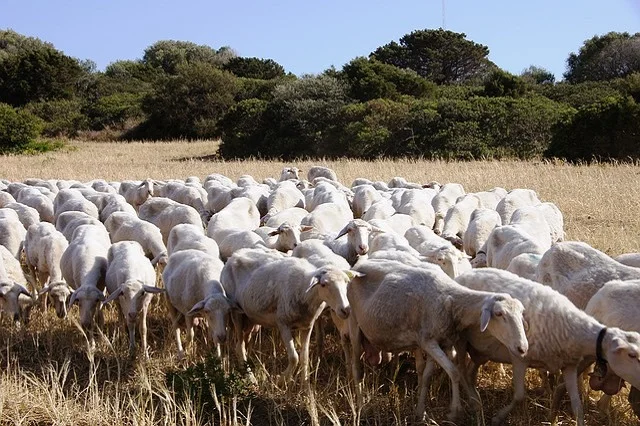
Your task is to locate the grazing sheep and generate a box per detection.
[615,253,640,268]
[167,223,219,258]
[57,212,104,242]
[352,184,383,219]
[118,179,154,211]
[225,255,356,382]
[536,241,640,310]
[156,180,211,225]
[104,212,168,267]
[464,208,501,260]
[218,229,268,261]
[0,191,16,207]
[388,176,422,189]
[279,167,300,181]
[54,196,99,223]
[207,197,261,245]
[349,259,528,421]
[264,207,308,228]
[405,225,471,278]
[23,222,71,317]
[103,241,164,358]
[162,249,232,359]
[538,202,565,243]
[367,214,415,237]
[0,212,27,259]
[361,199,395,222]
[62,224,111,350]
[204,173,235,189]
[262,181,305,223]
[482,225,548,271]
[432,183,465,234]
[0,245,33,325]
[506,253,542,281]
[205,182,234,214]
[455,268,640,426]
[230,184,270,217]
[300,202,353,241]
[395,189,437,228]
[307,166,338,182]
[496,188,541,225]
[3,202,41,230]
[469,188,506,210]
[441,194,482,249]
[509,205,552,250]
[138,197,203,245]
[14,187,54,223]
[368,232,420,258]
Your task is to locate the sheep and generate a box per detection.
[156,180,211,225]
[91,179,118,194]
[224,255,356,383]
[103,241,164,358]
[204,173,235,189]
[57,212,104,242]
[388,176,423,189]
[0,191,16,207]
[62,224,111,350]
[167,223,219,258]
[263,207,308,228]
[361,198,395,222]
[104,212,168,267]
[483,224,548,271]
[368,232,421,258]
[496,188,541,225]
[455,268,640,426]
[279,166,300,181]
[352,184,383,218]
[218,229,268,261]
[92,193,136,223]
[54,196,99,223]
[162,249,232,359]
[262,222,310,253]
[464,208,501,260]
[306,181,350,213]
[206,197,261,245]
[509,205,552,250]
[405,225,471,278]
[262,180,305,223]
[367,214,415,237]
[138,197,203,245]
[506,253,542,281]
[432,183,465,234]
[118,179,154,211]
[536,241,640,310]
[307,165,338,182]
[13,187,55,223]
[322,219,378,266]
[615,253,640,268]
[581,280,640,417]
[0,245,33,325]
[300,202,353,241]
[441,194,482,249]
[230,184,270,217]
[23,222,70,317]
[3,202,41,230]
[469,188,507,210]
[348,259,528,421]
[396,189,437,228]
[205,182,234,214]
[0,212,27,259]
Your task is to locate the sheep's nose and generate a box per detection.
[293,243,298,248]
[128,312,137,322]
[358,244,368,254]
[12,313,19,323]
[517,346,526,355]
[216,333,227,344]
[340,306,351,318]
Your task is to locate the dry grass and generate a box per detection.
[1,139,640,425]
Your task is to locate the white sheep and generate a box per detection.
[218,229,268,261]
[0,245,33,325]
[263,207,308,228]
[14,186,55,223]
[468,187,507,210]
[224,255,356,383]
[405,225,471,278]
[396,189,437,228]
[536,241,640,310]
[482,224,548,271]
[0,212,27,259]
[207,197,261,245]
[615,253,640,268]
[361,198,395,222]
[205,182,234,214]
[103,241,164,358]
[156,180,211,225]
[349,259,528,421]
[0,191,16,207]
[506,252,542,281]
[118,179,154,211]
[167,223,219,258]
[441,194,482,249]
[367,214,415,237]
[279,166,300,181]
[3,202,41,230]
[351,184,383,218]
[261,180,305,223]
[162,249,232,359]
[432,183,465,234]
[455,268,640,426]
[464,208,501,260]
[262,222,309,253]
[509,205,552,249]
[54,195,99,223]
[496,188,541,225]
[104,212,168,267]
[307,165,338,182]
[388,176,423,189]
[138,197,203,245]
[300,202,353,241]
[23,222,70,317]
[57,212,104,242]
[204,173,235,189]
[62,224,111,350]
[230,184,270,217]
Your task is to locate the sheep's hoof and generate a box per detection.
[177,350,186,361]
[491,415,505,426]
[447,408,463,424]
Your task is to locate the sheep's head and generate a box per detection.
[0,281,32,325]
[471,252,487,268]
[68,286,105,331]
[443,234,464,251]
[601,328,640,391]
[187,292,238,345]
[423,246,471,278]
[307,268,363,319]
[480,294,528,358]
[268,222,311,252]
[336,219,379,256]
[39,281,72,318]
[279,167,300,182]
[103,281,164,325]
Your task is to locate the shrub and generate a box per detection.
[0,102,43,153]
[86,92,144,130]
[25,99,88,137]
[218,98,269,158]
[484,70,528,98]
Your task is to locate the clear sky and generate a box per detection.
[2,0,639,80]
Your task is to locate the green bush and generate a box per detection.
[25,99,88,136]
[218,98,269,158]
[484,70,528,98]
[86,92,143,129]
[537,81,623,109]
[0,102,43,152]
[546,95,640,161]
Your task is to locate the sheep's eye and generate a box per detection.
[495,312,503,317]
[629,353,637,359]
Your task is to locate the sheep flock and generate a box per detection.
[1,165,640,426]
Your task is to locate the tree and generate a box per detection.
[521,65,555,84]
[340,57,435,101]
[0,102,43,152]
[142,40,237,74]
[565,32,640,83]
[371,29,493,84]
[140,62,239,139]
[223,57,285,79]
[484,70,527,98]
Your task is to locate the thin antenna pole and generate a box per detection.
[442,0,446,29]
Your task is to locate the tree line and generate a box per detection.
[1,28,639,161]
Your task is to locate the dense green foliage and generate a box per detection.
[0,102,43,152]
[2,28,640,160]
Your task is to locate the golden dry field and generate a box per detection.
[1,139,640,426]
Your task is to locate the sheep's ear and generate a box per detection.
[38,286,52,296]
[68,290,78,308]
[344,270,365,280]
[300,225,313,232]
[306,275,321,293]
[611,337,629,353]
[335,225,350,240]
[523,318,530,332]
[103,287,123,304]
[142,285,165,294]
[151,251,168,267]
[17,284,32,299]
[187,300,207,316]
[267,230,280,237]
[97,291,106,302]
[480,307,491,332]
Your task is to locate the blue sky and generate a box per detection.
[2,0,639,80]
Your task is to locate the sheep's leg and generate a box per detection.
[299,326,314,387]
[140,307,149,359]
[168,305,185,360]
[421,339,462,422]
[184,315,195,354]
[127,317,136,357]
[416,350,436,420]
[492,358,527,426]
[278,323,299,382]
[550,359,592,425]
[454,341,481,409]
[562,365,585,426]
[314,315,325,357]
[348,314,365,410]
